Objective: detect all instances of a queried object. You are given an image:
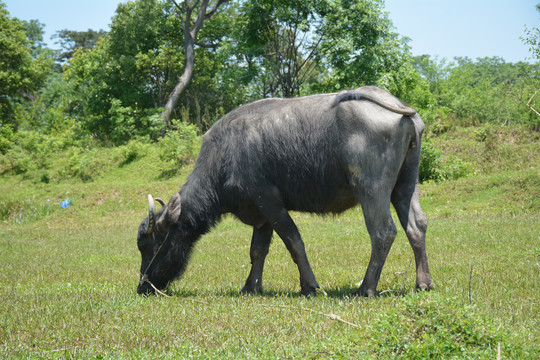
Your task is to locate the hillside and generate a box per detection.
[0,125,538,358]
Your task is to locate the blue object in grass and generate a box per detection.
[61,198,72,208]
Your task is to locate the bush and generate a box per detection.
[0,124,15,154]
[117,139,150,165]
[419,139,470,183]
[0,130,79,177]
[63,148,107,182]
[158,120,199,171]
[370,292,531,359]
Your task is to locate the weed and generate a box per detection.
[0,198,58,224]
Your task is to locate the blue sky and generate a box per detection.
[4,0,539,63]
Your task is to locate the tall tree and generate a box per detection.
[53,29,107,63]
[0,2,51,123]
[238,0,410,98]
[237,0,323,98]
[22,19,48,58]
[161,0,229,127]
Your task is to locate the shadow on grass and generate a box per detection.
[160,284,413,300]
[157,168,179,180]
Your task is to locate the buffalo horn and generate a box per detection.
[155,198,166,208]
[146,194,156,235]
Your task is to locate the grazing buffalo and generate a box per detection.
[137,86,434,297]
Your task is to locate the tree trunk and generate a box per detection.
[161,0,227,129]
[161,34,195,128]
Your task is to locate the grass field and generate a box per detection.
[0,125,538,358]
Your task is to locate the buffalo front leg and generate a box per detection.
[256,192,319,296]
[241,223,273,294]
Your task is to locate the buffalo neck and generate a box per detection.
[178,166,222,238]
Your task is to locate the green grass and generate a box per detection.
[0,125,538,358]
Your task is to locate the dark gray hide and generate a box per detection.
[137,86,433,297]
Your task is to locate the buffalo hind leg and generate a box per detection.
[354,189,397,297]
[241,223,273,294]
[392,181,434,292]
[256,191,319,296]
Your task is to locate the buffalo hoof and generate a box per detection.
[352,282,376,297]
[352,289,376,297]
[240,284,263,295]
[415,281,434,292]
[300,282,319,297]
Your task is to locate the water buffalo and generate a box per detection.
[137,86,434,297]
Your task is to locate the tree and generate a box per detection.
[237,0,410,98]
[22,19,48,58]
[0,2,52,124]
[521,3,540,61]
[236,0,323,97]
[53,28,108,64]
[414,56,540,126]
[520,3,540,120]
[161,0,229,127]
[317,0,410,91]
[64,0,236,142]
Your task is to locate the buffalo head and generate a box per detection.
[136,194,183,295]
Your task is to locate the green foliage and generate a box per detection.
[376,60,437,113]
[118,139,151,165]
[0,124,14,154]
[415,56,540,128]
[237,0,411,97]
[520,3,540,61]
[370,293,528,359]
[320,0,413,92]
[0,125,198,184]
[53,28,108,64]
[104,99,163,145]
[419,139,470,183]
[0,2,53,123]
[159,120,200,172]
[63,148,109,182]
[3,0,539,143]
[11,72,78,134]
[0,130,70,179]
[63,0,178,143]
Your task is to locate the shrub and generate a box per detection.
[64,148,106,182]
[159,120,199,171]
[0,130,75,177]
[82,100,163,145]
[419,139,470,183]
[0,124,15,154]
[118,139,150,165]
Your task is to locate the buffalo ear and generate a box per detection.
[155,192,182,232]
[167,192,182,223]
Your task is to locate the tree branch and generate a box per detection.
[205,0,228,19]
[191,0,210,37]
[526,88,540,117]
[171,0,184,13]
[195,41,220,49]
